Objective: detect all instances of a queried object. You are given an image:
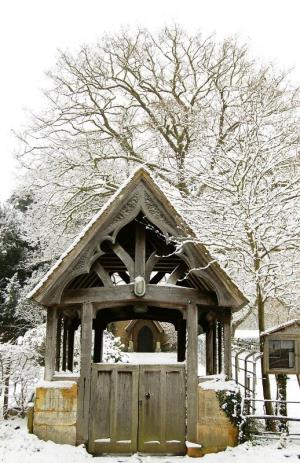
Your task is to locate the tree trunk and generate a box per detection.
[276,374,288,433]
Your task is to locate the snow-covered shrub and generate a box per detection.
[0,340,41,417]
[102,330,127,363]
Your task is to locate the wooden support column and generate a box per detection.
[67,324,75,372]
[213,323,217,374]
[77,302,93,445]
[217,321,223,374]
[223,311,232,379]
[186,303,198,443]
[55,313,62,371]
[62,317,68,371]
[206,326,214,375]
[135,222,145,278]
[45,307,57,381]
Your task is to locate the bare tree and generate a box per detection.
[16,27,300,423]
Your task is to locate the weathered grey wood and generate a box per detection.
[110,242,135,280]
[67,325,75,371]
[44,307,57,380]
[55,313,62,371]
[218,321,223,374]
[213,323,217,374]
[62,284,215,308]
[135,222,145,278]
[223,310,232,378]
[89,364,139,454]
[77,302,93,445]
[62,318,68,371]
[206,326,214,375]
[138,364,186,454]
[186,303,198,443]
[166,263,185,285]
[93,261,113,287]
[145,251,160,282]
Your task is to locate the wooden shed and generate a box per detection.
[262,319,300,375]
[29,167,248,455]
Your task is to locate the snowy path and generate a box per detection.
[1,418,300,463]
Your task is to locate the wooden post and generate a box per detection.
[62,317,68,371]
[77,302,93,444]
[56,313,62,371]
[212,323,217,374]
[223,311,232,379]
[135,222,145,278]
[217,321,223,374]
[67,324,75,372]
[45,307,57,381]
[186,303,198,443]
[206,326,214,375]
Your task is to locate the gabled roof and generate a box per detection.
[261,319,300,337]
[29,167,248,310]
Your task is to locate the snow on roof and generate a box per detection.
[261,319,300,337]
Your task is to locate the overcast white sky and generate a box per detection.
[1,0,300,202]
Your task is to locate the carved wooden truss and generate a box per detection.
[30,168,247,311]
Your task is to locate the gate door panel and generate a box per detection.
[89,364,139,454]
[138,364,186,454]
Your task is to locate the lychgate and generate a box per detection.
[29,167,248,455]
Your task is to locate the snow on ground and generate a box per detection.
[1,417,300,463]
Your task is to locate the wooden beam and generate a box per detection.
[93,320,104,363]
[145,251,160,282]
[62,318,68,371]
[186,303,198,443]
[135,222,145,277]
[223,311,232,379]
[62,284,215,308]
[93,261,113,287]
[166,263,186,285]
[77,302,93,445]
[45,307,57,381]
[110,242,134,281]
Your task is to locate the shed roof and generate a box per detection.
[29,167,248,310]
[261,319,300,337]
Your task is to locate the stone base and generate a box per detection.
[197,387,238,455]
[32,381,77,446]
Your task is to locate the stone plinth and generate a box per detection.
[33,381,77,445]
[197,386,238,455]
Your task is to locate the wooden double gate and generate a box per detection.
[88,363,186,454]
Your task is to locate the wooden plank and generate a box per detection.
[135,222,145,277]
[62,284,215,308]
[62,318,68,371]
[223,310,232,379]
[138,364,186,454]
[89,364,139,454]
[110,242,135,281]
[93,261,113,287]
[166,263,185,285]
[76,302,93,445]
[44,307,57,380]
[186,303,198,443]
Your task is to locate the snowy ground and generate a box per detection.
[1,418,300,463]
